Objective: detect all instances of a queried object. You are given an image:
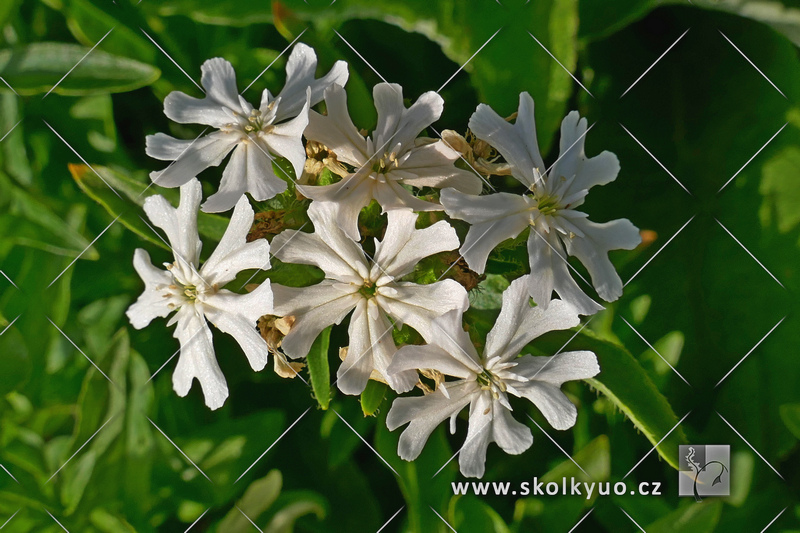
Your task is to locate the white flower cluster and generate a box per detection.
[127,43,640,477]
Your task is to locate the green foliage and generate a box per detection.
[307,327,332,410]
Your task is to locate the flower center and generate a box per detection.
[476,369,507,395]
[183,285,199,301]
[371,152,398,174]
[359,280,378,299]
[536,193,561,216]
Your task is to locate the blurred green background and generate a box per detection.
[1,0,800,531]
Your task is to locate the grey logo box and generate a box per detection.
[679,445,730,500]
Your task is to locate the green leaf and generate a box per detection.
[264,493,327,533]
[779,403,800,440]
[216,470,282,533]
[360,380,388,417]
[578,0,660,40]
[0,0,21,27]
[69,163,228,248]
[60,450,97,515]
[645,501,723,533]
[449,495,510,533]
[534,328,688,470]
[0,326,30,395]
[759,145,800,234]
[307,326,332,410]
[0,43,160,95]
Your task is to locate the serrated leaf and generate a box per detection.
[0,43,160,95]
[307,327,332,410]
[533,328,688,470]
[360,380,388,417]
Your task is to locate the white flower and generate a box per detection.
[146,43,348,213]
[271,201,469,395]
[126,179,273,410]
[298,82,483,241]
[440,93,641,315]
[386,275,599,478]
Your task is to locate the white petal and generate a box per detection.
[376,280,468,341]
[513,351,600,385]
[387,380,477,461]
[483,276,580,362]
[468,92,544,188]
[563,218,641,303]
[143,179,202,267]
[263,91,309,180]
[426,309,482,369]
[513,381,578,431]
[271,201,368,281]
[459,391,494,478]
[373,84,443,153]
[149,132,238,189]
[276,43,349,121]
[162,58,241,128]
[304,84,368,167]
[172,305,228,410]
[201,141,287,213]
[440,188,531,275]
[200,195,271,285]
[388,343,477,380]
[393,142,483,194]
[297,171,374,242]
[372,178,443,213]
[203,285,273,372]
[273,282,360,358]
[126,249,174,329]
[372,211,460,279]
[527,228,603,315]
[550,111,620,193]
[492,406,533,455]
[199,57,241,111]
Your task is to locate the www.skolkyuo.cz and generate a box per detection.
[452,478,664,499]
